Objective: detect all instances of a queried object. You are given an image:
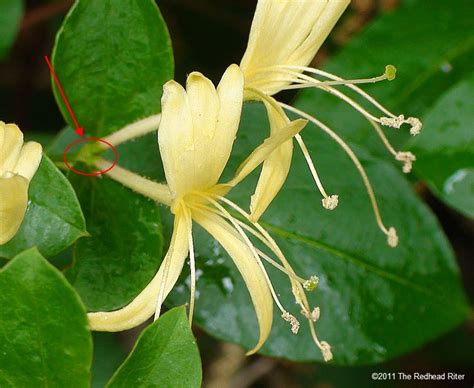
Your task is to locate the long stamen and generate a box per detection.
[186,210,196,324]
[249,70,417,173]
[367,119,416,173]
[211,194,331,357]
[198,197,286,310]
[212,194,312,294]
[154,222,177,321]
[295,134,339,209]
[291,76,417,174]
[280,103,399,248]
[285,65,422,135]
[191,202,314,287]
[247,65,391,87]
[197,194,301,334]
[95,159,172,206]
[266,64,395,115]
[245,87,338,209]
[251,64,422,136]
[100,114,162,148]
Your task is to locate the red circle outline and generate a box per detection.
[63,137,119,177]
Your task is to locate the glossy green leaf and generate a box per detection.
[168,104,469,364]
[296,0,474,156]
[52,0,174,137]
[92,333,127,388]
[108,306,202,388]
[49,0,173,310]
[66,172,164,311]
[0,248,92,387]
[408,74,474,218]
[0,156,87,259]
[0,0,23,59]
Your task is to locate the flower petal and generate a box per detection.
[13,141,43,181]
[88,213,189,331]
[228,106,306,189]
[159,65,244,199]
[0,122,23,174]
[0,175,28,245]
[241,0,350,95]
[193,208,273,354]
[248,98,294,221]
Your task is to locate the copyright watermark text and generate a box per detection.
[371,372,466,382]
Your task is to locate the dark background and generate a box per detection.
[1,1,472,387]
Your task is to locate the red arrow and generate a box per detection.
[44,55,83,136]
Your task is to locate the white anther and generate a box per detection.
[406,117,422,136]
[380,115,405,129]
[302,307,320,322]
[395,152,416,174]
[303,275,320,291]
[320,341,333,362]
[282,312,300,334]
[322,194,339,210]
[387,227,398,248]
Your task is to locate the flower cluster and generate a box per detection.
[0,122,42,244]
[1,0,423,362]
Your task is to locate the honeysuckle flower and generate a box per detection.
[88,65,331,359]
[0,122,42,244]
[239,0,423,247]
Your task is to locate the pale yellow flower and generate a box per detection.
[0,122,42,245]
[88,65,326,356]
[240,0,422,247]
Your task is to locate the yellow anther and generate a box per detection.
[385,65,397,81]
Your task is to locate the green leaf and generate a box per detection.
[0,156,87,259]
[0,248,92,387]
[0,0,23,59]
[66,172,164,311]
[51,0,174,137]
[296,0,474,156]
[108,306,202,388]
[49,0,173,310]
[168,104,469,365]
[408,73,474,218]
[92,333,127,388]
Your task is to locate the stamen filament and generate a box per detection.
[154,209,180,321]
[211,194,330,355]
[187,211,196,324]
[295,134,338,209]
[245,87,337,208]
[263,64,421,135]
[251,72,415,173]
[197,194,288,315]
[101,114,161,148]
[279,103,398,247]
[247,65,389,87]
[95,159,172,206]
[191,202,311,286]
[270,65,396,118]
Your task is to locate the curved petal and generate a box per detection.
[248,98,294,221]
[158,79,194,198]
[13,141,43,181]
[159,65,244,199]
[241,0,349,95]
[193,209,273,354]
[0,175,29,245]
[88,213,189,331]
[0,122,23,174]
[249,139,293,222]
[228,98,307,219]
